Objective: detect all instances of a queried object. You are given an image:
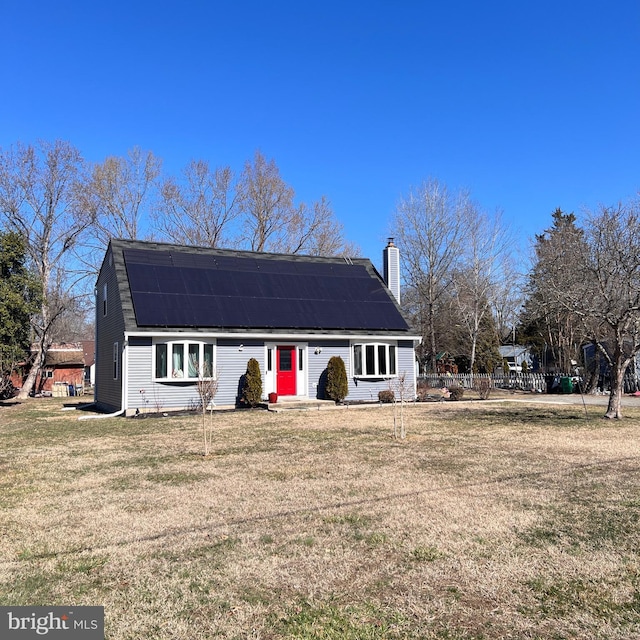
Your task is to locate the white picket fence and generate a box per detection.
[419,372,548,393]
[419,371,640,395]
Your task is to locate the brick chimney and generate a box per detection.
[383,238,400,304]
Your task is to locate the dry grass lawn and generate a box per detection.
[1,397,639,639]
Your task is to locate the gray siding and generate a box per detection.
[95,247,125,413]
[216,339,264,406]
[121,336,416,413]
[307,340,350,399]
[124,337,266,412]
[343,340,416,402]
[305,339,417,402]
[127,338,202,412]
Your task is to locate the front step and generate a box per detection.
[267,397,337,412]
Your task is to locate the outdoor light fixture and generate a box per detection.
[315,347,322,354]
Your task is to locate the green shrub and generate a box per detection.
[378,389,395,403]
[241,358,262,407]
[325,356,348,403]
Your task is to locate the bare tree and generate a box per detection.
[391,179,469,372]
[578,202,640,418]
[270,196,359,256]
[451,207,513,375]
[492,253,524,344]
[0,140,90,398]
[190,354,219,456]
[391,371,410,440]
[527,201,640,418]
[78,147,161,274]
[48,292,94,343]
[238,150,296,252]
[237,151,355,256]
[154,160,240,248]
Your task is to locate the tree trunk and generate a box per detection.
[17,343,46,399]
[428,302,437,373]
[604,354,627,419]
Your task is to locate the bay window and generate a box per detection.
[154,340,216,380]
[352,342,397,377]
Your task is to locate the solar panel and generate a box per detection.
[123,248,410,331]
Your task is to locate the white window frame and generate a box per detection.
[351,341,398,378]
[152,339,216,381]
[103,284,108,317]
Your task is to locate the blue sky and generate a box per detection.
[2,1,638,272]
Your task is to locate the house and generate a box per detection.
[94,238,420,415]
[582,341,640,392]
[498,345,532,372]
[10,343,85,395]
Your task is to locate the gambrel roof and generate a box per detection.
[107,239,413,336]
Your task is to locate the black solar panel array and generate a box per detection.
[123,248,409,331]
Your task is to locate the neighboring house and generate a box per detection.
[498,345,532,372]
[11,342,93,395]
[14,342,84,395]
[582,341,640,392]
[95,238,420,415]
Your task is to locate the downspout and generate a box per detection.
[121,335,129,416]
[93,285,99,403]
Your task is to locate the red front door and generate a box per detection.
[276,346,296,396]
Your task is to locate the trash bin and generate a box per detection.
[560,377,573,394]
[68,384,75,397]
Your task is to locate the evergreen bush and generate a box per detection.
[241,358,263,407]
[325,356,348,403]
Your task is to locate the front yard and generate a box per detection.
[1,398,639,639]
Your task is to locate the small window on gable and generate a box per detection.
[103,284,108,317]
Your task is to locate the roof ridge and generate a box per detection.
[109,237,366,265]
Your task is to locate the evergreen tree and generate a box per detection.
[325,356,348,403]
[520,208,587,372]
[241,358,262,407]
[0,232,41,395]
